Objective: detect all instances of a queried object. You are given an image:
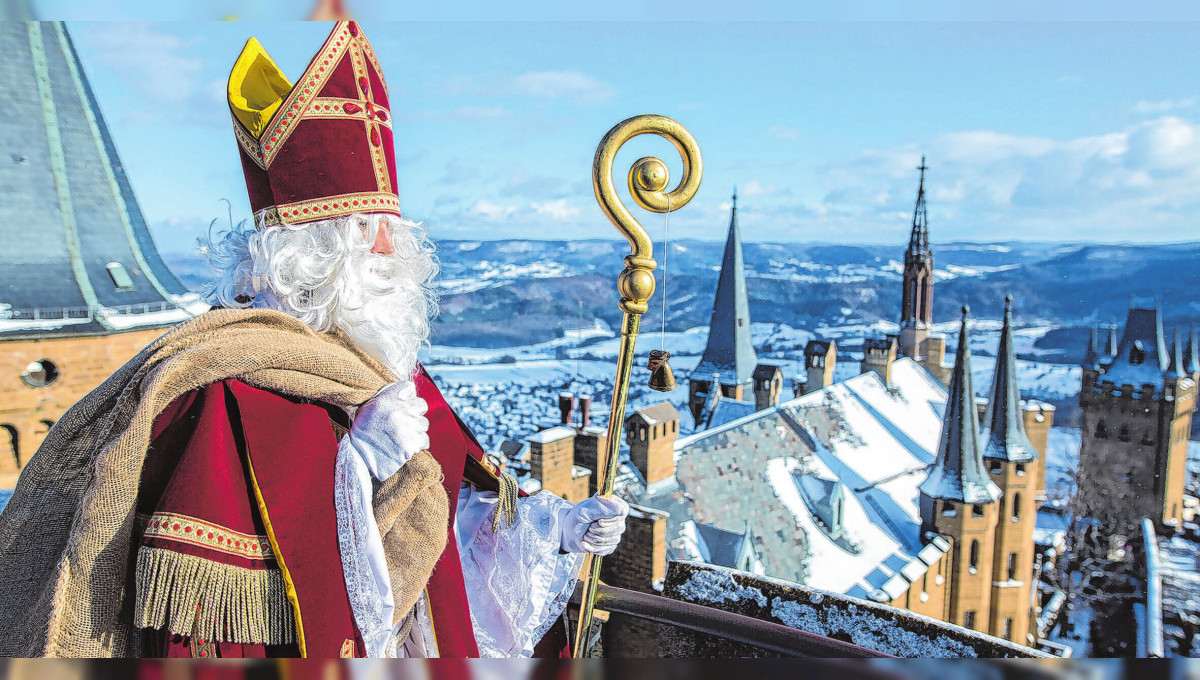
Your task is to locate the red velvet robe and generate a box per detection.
[136,367,567,658]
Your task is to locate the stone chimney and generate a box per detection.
[625,402,680,486]
[753,364,784,410]
[529,425,582,501]
[602,504,669,594]
[803,340,837,395]
[861,335,898,384]
[558,392,576,426]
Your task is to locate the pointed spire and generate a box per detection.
[1082,324,1100,370]
[908,156,930,254]
[1167,328,1186,378]
[1187,327,1200,376]
[982,296,1038,463]
[691,191,758,387]
[920,306,1002,504]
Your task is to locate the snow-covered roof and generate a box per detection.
[622,357,959,602]
[630,402,680,427]
[526,425,575,444]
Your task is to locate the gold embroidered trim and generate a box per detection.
[306,97,393,130]
[348,43,392,195]
[139,512,273,561]
[357,30,388,98]
[255,191,401,228]
[134,546,296,645]
[231,21,355,169]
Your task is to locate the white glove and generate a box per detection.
[560,495,630,556]
[343,381,430,481]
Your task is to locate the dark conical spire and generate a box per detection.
[1167,328,1186,379]
[1186,327,1199,376]
[0,22,198,339]
[692,189,757,387]
[1082,324,1100,370]
[982,296,1038,463]
[908,156,930,254]
[920,306,1002,504]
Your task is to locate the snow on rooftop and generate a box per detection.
[526,425,575,444]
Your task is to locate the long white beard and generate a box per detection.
[201,213,439,380]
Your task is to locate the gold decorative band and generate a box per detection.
[139,511,274,561]
[255,191,402,228]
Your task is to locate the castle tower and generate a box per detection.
[752,363,783,411]
[980,297,1042,645]
[1078,302,1196,533]
[689,190,758,421]
[919,306,1002,634]
[899,158,934,360]
[0,22,203,485]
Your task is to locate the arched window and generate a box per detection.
[972,504,984,518]
[969,540,980,572]
[1,424,18,470]
[1095,419,1108,439]
[1012,493,1022,522]
[1006,552,1017,581]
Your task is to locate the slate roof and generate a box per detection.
[919,309,1002,504]
[693,521,752,568]
[981,299,1039,464]
[691,193,757,387]
[907,157,931,256]
[618,358,958,602]
[0,22,202,339]
[1101,304,1170,388]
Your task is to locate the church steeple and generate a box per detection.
[688,190,758,422]
[920,306,1001,505]
[691,189,757,388]
[981,296,1038,463]
[899,156,935,361]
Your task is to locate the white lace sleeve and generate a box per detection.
[334,439,396,658]
[455,485,583,657]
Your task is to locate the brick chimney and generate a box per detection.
[579,394,592,429]
[558,392,576,426]
[625,402,680,486]
[803,340,837,395]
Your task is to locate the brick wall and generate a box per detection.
[530,432,576,499]
[0,326,168,487]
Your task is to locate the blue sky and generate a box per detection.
[66,20,1200,253]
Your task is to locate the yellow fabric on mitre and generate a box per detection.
[228,37,293,139]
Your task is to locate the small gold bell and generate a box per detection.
[647,349,677,392]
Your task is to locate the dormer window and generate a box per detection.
[1129,341,1145,365]
[106,262,134,291]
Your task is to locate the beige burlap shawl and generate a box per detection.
[0,308,449,657]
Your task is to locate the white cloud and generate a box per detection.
[467,199,519,221]
[1134,97,1196,114]
[531,198,580,221]
[740,180,777,197]
[438,70,617,107]
[767,125,801,142]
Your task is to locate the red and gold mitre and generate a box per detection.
[228,21,400,229]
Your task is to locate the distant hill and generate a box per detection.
[165,239,1200,358]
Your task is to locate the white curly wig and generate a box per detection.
[199,212,439,380]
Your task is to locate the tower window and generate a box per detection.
[1119,425,1130,442]
[1130,341,1145,365]
[1002,618,1013,641]
[963,611,976,630]
[969,540,980,572]
[1015,463,1026,476]
[972,504,984,518]
[1095,420,1108,439]
[1007,552,1017,581]
[20,359,59,388]
[1012,493,1022,522]
[106,262,135,291]
[988,460,1002,474]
